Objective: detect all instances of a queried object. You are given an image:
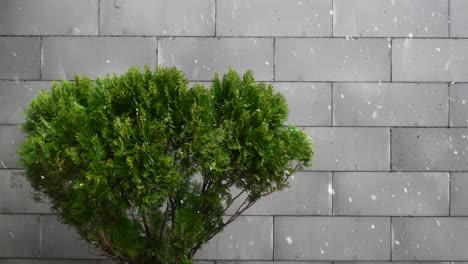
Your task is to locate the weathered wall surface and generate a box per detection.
[1,0,467,263]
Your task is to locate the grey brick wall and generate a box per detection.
[0,0,466,263]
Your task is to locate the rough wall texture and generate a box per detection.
[0,0,467,263]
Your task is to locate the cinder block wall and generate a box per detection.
[1,0,467,263]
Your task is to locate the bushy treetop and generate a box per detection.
[19,66,313,263]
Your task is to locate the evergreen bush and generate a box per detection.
[18,66,313,263]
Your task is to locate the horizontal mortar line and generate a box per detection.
[329,171,456,173]
[0,259,452,263]
[0,78,56,81]
[204,260,327,262]
[328,126,456,128]
[2,212,467,218]
[275,36,460,40]
[0,35,215,38]
[192,260,284,263]
[0,259,203,262]
[0,213,53,217]
[0,212,58,215]
[189,80,461,84]
[0,79,272,83]
[0,257,107,261]
[271,81,460,84]
[3,124,468,128]
[332,260,450,264]
[301,169,468,173]
[2,125,467,129]
[1,79,467,85]
[296,126,467,128]
[275,215,464,218]
[332,260,456,264]
[209,261,381,263]
[190,80,460,84]
[3,168,465,173]
[0,35,466,40]
[1,79,466,85]
[0,169,461,173]
[265,81,458,84]
[170,35,464,40]
[1,169,463,174]
[0,260,449,263]
[2,124,467,129]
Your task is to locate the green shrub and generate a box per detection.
[18,66,313,263]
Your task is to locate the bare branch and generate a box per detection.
[201,175,209,193]
[127,200,136,220]
[222,189,246,214]
[206,193,256,241]
[225,198,255,226]
[141,209,152,239]
[160,199,171,240]
[169,196,176,229]
[97,231,132,263]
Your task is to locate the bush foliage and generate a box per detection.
[18,66,313,263]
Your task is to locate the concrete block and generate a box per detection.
[0,125,24,169]
[333,83,448,126]
[0,170,51,213]
[334,0,448,37]
[0,0,98,35]
[217,0,331,36]
[450,83,468,127]
[274,216,390,260]
[392,39,468,82]
[274,82,331,126]
[195,216,272,260]
[0,215,39,258]
[304,127,390,171]
[158,37,273,81]
[226,172,332,215]
[333,172,449,216]
[450,173,468,215]
[0,81,51,124]
[0,37,40,80]
[40,215,101,259]
[100,0,214,36]
[450,0,468,37]
[392,217,468,260]
[392,128,468,171]
[276,38,390,81]
[42,37,157,80]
